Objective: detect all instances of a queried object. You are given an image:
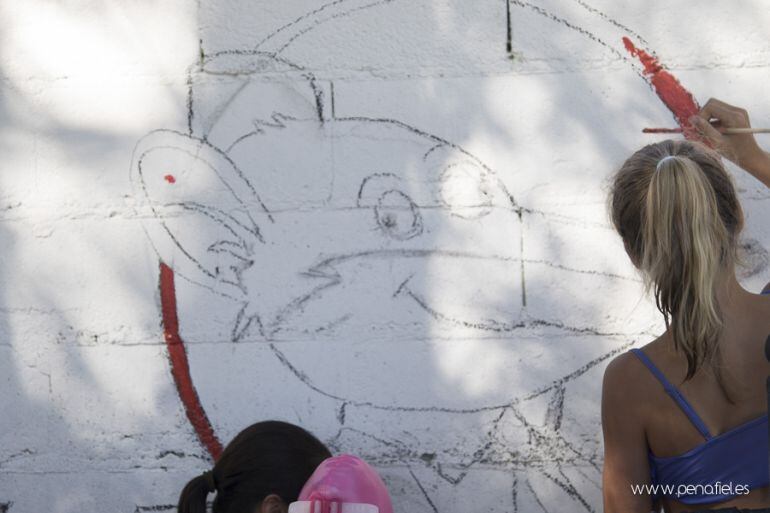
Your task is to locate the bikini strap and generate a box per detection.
[629,348,712,440]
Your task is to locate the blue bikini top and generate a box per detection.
[629,290,770,506]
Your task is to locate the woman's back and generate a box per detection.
[643,286,770,452]
[609,285,770,513]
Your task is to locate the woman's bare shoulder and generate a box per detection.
[604,344,658,380]
[602,345,659,415]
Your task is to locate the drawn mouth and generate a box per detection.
[158,253,637,464]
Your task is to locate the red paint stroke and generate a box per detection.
[164,174,176,184]
[159,262,223,461]
[622,37,705,143]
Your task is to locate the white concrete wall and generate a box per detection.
[1,1,769,512]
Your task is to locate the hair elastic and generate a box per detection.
[656,155,678,171]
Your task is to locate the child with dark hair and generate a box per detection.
[177,420,332,513]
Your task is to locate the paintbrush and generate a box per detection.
[643,127,770,134]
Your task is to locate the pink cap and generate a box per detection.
[296,454,393,513]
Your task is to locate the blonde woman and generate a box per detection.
[602,98,770,513]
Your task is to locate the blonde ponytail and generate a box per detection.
[609,140,744,383]
[642,154,731,378]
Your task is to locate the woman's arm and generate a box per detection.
[690,98,770,188]
[602,353,659,513]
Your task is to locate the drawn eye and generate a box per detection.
[439,162,493,219]
[375,190,423,240]
[358,173,423,241]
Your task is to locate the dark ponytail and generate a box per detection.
[178,421,331,513]
[178,472,217,513]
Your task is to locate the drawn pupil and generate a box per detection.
[375,190,422,240]
[381,213,397,228]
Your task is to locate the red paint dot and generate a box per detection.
[164,174,176,184]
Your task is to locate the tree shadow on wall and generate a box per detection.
[2,1,770,513]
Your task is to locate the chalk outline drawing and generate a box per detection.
[130,1,765,511]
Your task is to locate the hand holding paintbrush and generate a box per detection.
[650,98,770,186]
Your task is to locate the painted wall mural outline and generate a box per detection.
[128,1,765,511]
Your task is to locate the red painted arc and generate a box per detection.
[159,262,224,461]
